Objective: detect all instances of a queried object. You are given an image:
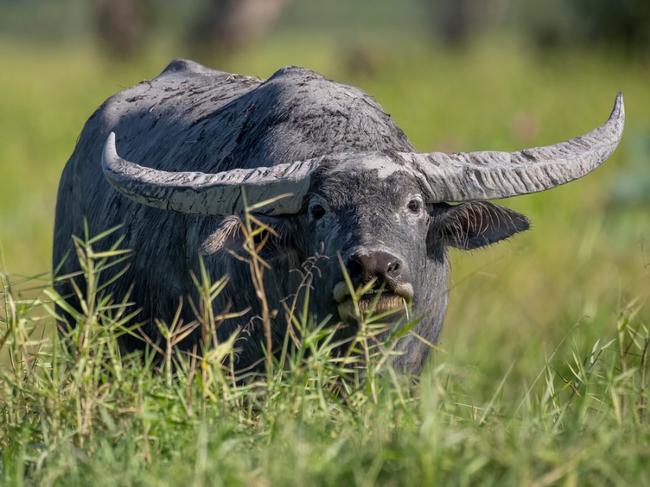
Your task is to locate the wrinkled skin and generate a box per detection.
[301,166,448,372]
[54,60,528,374]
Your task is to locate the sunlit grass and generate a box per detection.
[1,224,648,485]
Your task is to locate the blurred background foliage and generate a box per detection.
[1,0,649,54]
[0,0,648,362]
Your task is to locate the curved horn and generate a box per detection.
[405,93,624,202]
[101,132,321,216]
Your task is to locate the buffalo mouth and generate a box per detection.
[333,281,413,322]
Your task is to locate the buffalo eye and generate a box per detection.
[310,204,326,220]
[407,199,422,214]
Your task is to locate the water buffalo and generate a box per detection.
[53,59,624,373]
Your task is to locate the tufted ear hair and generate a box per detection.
[200,215,303,258]
[427,202,530,251]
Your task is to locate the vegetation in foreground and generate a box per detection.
[0,38,649,485]
[1,212,650,486]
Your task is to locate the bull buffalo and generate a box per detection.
[53,60,624,373]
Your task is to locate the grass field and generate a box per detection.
[1,36,649,485]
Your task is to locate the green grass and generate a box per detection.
[0,37,649,485]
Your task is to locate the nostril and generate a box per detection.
[346,256,364,279]
[387,260,401,274]
[386,260,401,277]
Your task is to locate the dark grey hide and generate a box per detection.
[53,59,532,373]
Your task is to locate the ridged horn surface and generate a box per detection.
[404,93,624,202]
[101,132,320,215]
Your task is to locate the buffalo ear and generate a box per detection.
[428,202,530,251]
[200,215,302,257]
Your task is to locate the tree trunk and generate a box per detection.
[96,0,150,59]
[427,0,500,47]
[193,0,289,52]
